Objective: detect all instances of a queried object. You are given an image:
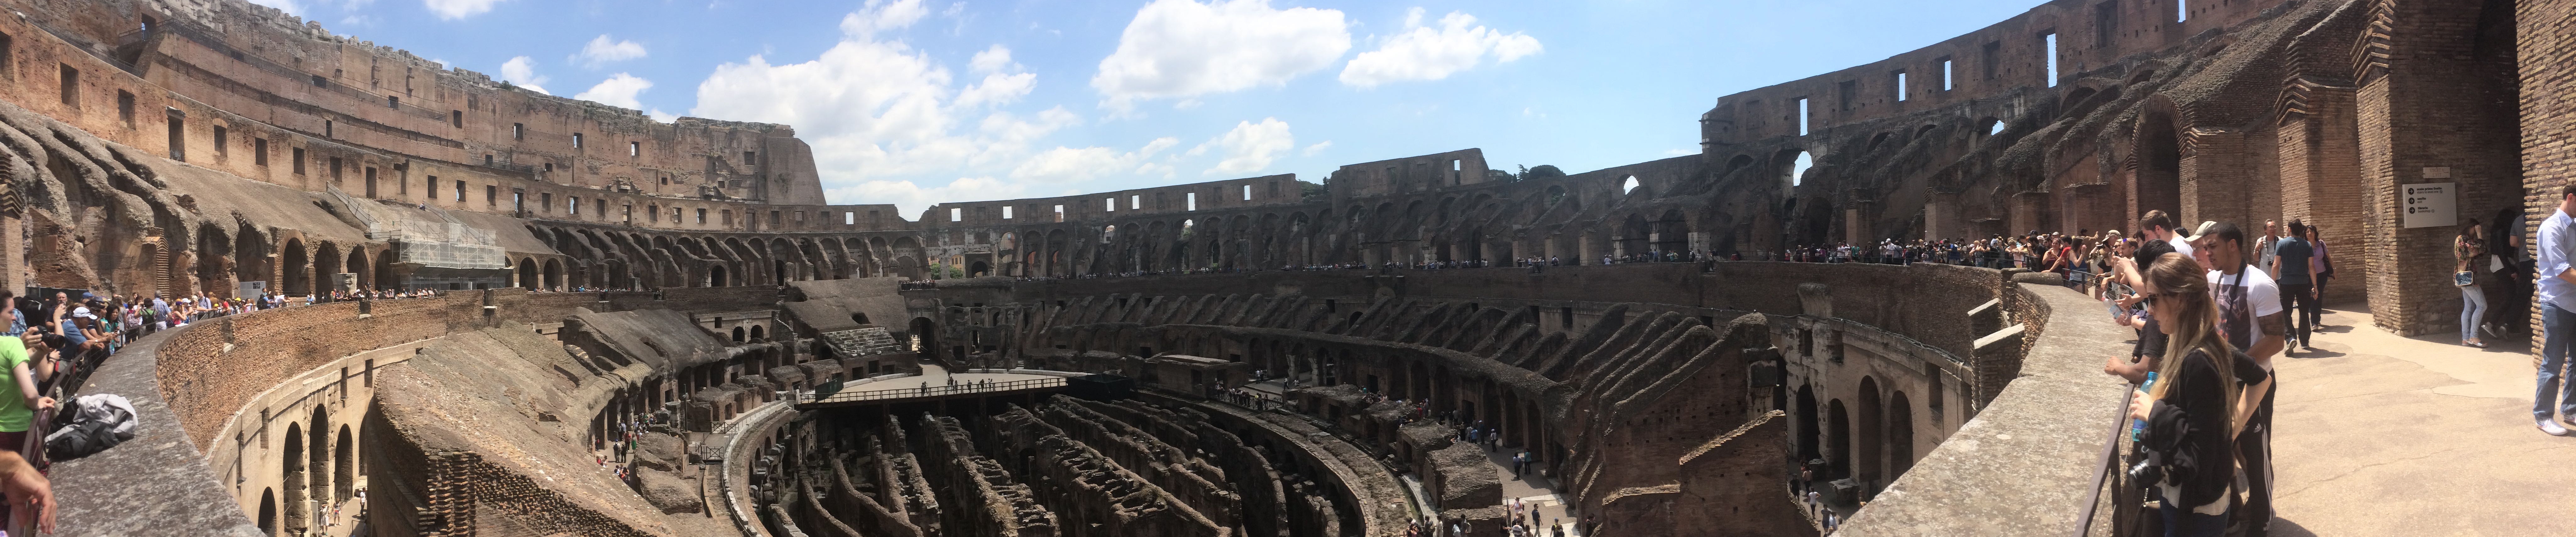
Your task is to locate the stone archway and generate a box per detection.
[1857,376,1884,490]
[1889,390,1915,479]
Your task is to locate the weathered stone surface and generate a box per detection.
[1431,444,1500,510]
[634,434,686,472]
[639,471,703,515]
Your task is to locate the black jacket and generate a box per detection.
[2144,347,2265,509]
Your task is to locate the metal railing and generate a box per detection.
[2072,388,2138,537]
[802,376,1067,405]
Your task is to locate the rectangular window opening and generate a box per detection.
[1186,192,1197,211]
[1054,204,1065,222]
[846,211,857,224]
[697,208,708,224]
[2044,32,2060,87]
[1795,97,1810,136]
[1983,41,2002,80]
[213,126,229,157]
[387,95,399,108]
[57,64,76,107]
[1241,185,1252,200]
[292,147,306,174]
[2040,32,2061,87]
[570,196,580,214]
[1001,206,1013,219]
[1130,195,1142,209]
[1941,58,1955,91]
[1894,71,1908,102]
[1105,198,1116,212]
[455,180,466,202]
[573,133,583,148]
[486,185,497,206]
[362,167,376,197]
[512,123,524,140]
[450,110,463,128]
[164,109,184,161]
[324,120,333,138]
[0,31,14,78]
[950,207,963,222]
[2096,1,2119,48]
[2178,0,2189,22]
[117,90,135,127]
[254,138,269,166]
[426,175,439,199]
[629,141,639,156]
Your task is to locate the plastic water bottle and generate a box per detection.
[2130,371,2157,441]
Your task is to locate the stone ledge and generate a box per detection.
[52,324,265,537]
[1830,283,2130,537]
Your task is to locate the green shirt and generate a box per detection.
[0,338,30,433]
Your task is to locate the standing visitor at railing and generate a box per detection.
[2105,234,2175,384]
[2124,253,2263,537]
[2185,221,2284,536]
[2531,182,2576,437]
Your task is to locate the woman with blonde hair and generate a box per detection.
[2126,252,2267,536]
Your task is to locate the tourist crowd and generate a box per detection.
[2078,208,2378,537]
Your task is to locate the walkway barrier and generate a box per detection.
[796,377,1069,407]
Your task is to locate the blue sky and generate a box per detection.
[246,0,2040,214]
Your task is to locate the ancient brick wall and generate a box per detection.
[154,287,774,451]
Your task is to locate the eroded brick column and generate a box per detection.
[2277,82,2371,305]
[2356,0,2523,336]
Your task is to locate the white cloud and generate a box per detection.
[1339,8,1541,88]
[693,3,1087,215]
[1092,0,1350,112]
[957,72,1037,108]
[499,56,550,94]
[1197,118,1293,175]
[1302,141,1332,156]
[647,109,677,122]
[423,0,507,20]
[1011,137,1179,183]
[576,35,649,67]
[969,45,1016,75]
[573,74,654,109]
[841,0,931,37]
[956,45,1033,108]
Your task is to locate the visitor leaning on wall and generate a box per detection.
[2125,252,2264,537]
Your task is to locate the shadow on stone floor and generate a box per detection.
[2269,517,2318,537]
[2284,348,2347,359]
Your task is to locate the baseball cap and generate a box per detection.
[71,306,94,319]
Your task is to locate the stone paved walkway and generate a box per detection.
[2268,304,2576,536]
[1478,445,1579,536]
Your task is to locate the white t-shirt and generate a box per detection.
[2207,266,2282,352]
[2167,235,2197,259]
